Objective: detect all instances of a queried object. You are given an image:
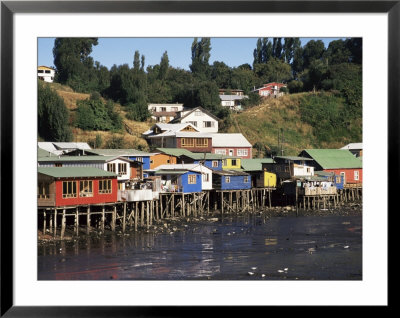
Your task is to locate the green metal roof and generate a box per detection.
[274,156,313,161]
[37,147,52,158]
[302,149,363,169]
[84,148,152,157]
[38,167,117,178]
[156,148,194,157]
[181,153,225,160]
[241,158,274,171]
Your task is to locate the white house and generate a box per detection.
[148,103,184,123]
[211,133,253,159]
[170,106,219,133]
[38,66,56,83]
[152,163,213,190]
[340,143,363,158]
[219,95,248,111]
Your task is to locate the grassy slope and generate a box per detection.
[46,82,152,150]
[224,92,362,156]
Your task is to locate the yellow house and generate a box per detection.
[222,157,241,170]
[259,171,277,188]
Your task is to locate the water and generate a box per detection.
[38,213,362,280]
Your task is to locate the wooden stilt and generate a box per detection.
[111,205,116,232]
[61,209,66,239]
[86,206,91,235]
[53,208,58,237]
[141,201,145,226]
[43,211,46,234]
[75,207,79,235]
[146,201,150,229]
[122,201,127,233]
[101,205,105,232]
[135,202,138,232]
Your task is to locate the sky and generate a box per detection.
[38,37,343,71]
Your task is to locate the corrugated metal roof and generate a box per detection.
[38,155,133,163]
[274,156,313,161]
[241,158,274,171]
[212,170,249,176]
[182,153,224,160]
[340,143,363,150]
[211,133,252,147]
[156,148,194,157]
[302,149,363,169]
[84,149,152,157]
[38,167,117,178]
[52,142,91,150]
[219,95,248,101]
[37,147,53,158]
[154,170,187,175]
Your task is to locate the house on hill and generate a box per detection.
[169,106,219,133]
[340,143,363,158]
[252,82,287,98]
[147,103,184,123]
[298,149,363,186]
[211,133,252,159]
[143,123,213,153]
[37,66,55,83]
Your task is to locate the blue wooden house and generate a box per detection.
[314,171,345,190]
[154,169,202,193]
[212,170,251,190]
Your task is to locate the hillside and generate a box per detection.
[42,83,361,156]
[223,92,362,157]
[44,82,152,151]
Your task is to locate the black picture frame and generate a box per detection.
[1,0,394,316]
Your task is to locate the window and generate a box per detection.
[37,182,50,199]
[244,176,249,183]
[225,176,230,183]
[212,161,219,167]
[107,163,116,172]
[231,159,237,166]
[188,174,197,184]
[188,121,197,127]
[118,163,127,176]
[171,107,178,111]
[136,157,143,162]
[45,70,51,73]
[79,180,93,197]
[354,170,359,181]
[62,181,77,198]
[38,70,44,73]
[55,163,62,167]
[195,138,208,147]
[237,149,248,156]
[336,176,341,183]
[99,179,112,194]
[195,110,202,116]
[307,167,311,173]
[203,121,214,128]
[181,138,194,147]
[215,149,226,155]
[203,174,209,182]
[161,107,167,112]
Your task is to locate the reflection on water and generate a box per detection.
[38,214,362,280]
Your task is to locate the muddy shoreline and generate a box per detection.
[38,202,362,245]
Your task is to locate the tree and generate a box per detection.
[211,61,232,88]
[53,38,100,92]
[190,37,212,79]
[302,40,325,69]
[158,51,169,81]
[38,82,72,141]
[323,39,352,65]
[254,58,292,83]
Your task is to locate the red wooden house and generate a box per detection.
[299,149,363,186]
[252,82,287,98]
[38,167,118,207]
